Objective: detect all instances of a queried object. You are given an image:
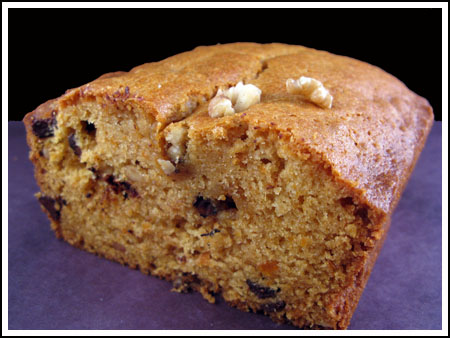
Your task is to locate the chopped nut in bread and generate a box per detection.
[208,95,235,118]
[157,159,176,175]
[208,81,261,117]
[165,123,188,164]
[286,76,333,109]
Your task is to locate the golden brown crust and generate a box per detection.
[23,42,434,329]
[327,111,433,328]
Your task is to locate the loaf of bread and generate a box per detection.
[23,43,433,329]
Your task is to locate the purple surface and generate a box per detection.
[8,121,442,330]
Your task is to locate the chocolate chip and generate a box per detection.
[194,195,237,218]
[86,193,92,198]
[246,280,279,299]
[339,196,355,207]
[104,175,139,197]
[68,132,82,157]
[38,196,63,221]
[356,206,370,224]
[260,301,286,313]
[200,229,221,237]
[32,117,56,138]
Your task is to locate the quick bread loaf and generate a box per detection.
[23,43,433,329]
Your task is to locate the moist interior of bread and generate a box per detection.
[33,99,373,329]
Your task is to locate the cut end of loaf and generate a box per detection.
[24,96,382,329]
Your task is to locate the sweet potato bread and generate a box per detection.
[23,43,433,329]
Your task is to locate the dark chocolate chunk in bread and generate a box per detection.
[68,133,82,156]
[38,196,63,221]
[32,117,56,138]
[246,279,279,299]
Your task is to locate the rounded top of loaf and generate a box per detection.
[26,42,434,215]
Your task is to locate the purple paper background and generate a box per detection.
[8,121,442,330]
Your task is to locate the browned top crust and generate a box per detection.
[25,42,434,216]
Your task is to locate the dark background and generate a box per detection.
[8,8,442,121]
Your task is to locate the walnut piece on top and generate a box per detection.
[209,81,261,118]
[286,76,333,109]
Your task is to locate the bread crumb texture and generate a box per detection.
[23,43,433,329]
